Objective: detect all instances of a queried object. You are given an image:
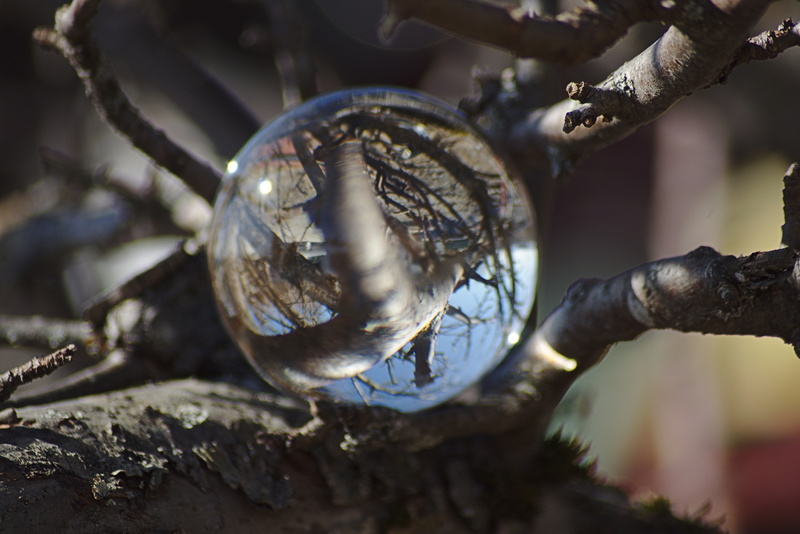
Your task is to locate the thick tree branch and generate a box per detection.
[0,378,721,533]
[5,240,792,527]
[321,234,800,453]
[381,0,663,64]
[508,0,775,173]
[33,0,221,203]
[385,239,800,461]
[525,246,800,379]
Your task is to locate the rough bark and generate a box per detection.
[0,379,720,534]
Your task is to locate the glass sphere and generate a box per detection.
[208,88,537,412]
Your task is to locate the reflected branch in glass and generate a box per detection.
[208,88,538,412]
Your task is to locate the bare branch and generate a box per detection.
[345,188,800,452]
[509,0,773,173]
[1,377,720,533]
[526,246,800,375]
[0,345,76,403]
[381,0,661,64]
[2,349,149,408]
[358,242,800,452]
[33,0,221,203]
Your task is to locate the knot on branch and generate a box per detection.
[562,82,627,133]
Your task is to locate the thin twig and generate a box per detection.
[0,345,76,403]
[0,316,90,350]
[3,349,148,408]
[33,0,221,203]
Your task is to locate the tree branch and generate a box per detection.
[726,18,800,75]
[509,0,774,173]
[0,378,721,533]
[0,345,76,403]
[381,0,662,64]
[33,0,222,203]
[525,245,800,379]
[316,225,800,452]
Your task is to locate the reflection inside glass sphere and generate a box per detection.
[208,88,537,412]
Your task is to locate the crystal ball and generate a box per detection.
[208,88,537,412]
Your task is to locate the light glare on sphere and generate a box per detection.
[207,88,538,412]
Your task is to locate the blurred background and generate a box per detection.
[2,1,800,531]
